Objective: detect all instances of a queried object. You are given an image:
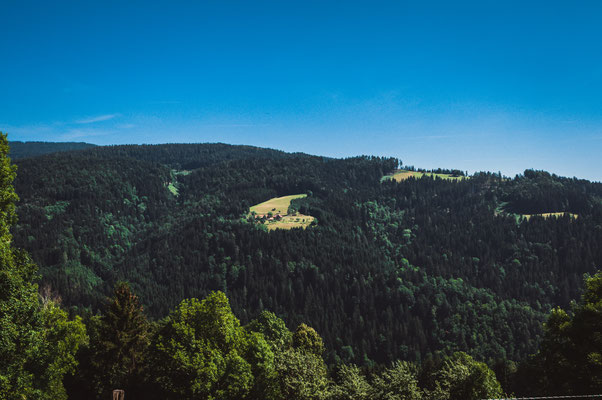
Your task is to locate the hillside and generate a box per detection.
[249,194,315,230]
[11,142,602,368]
[8,141,96,159]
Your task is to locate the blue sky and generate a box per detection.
[2,1,602,181]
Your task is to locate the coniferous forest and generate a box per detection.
[2,134,602,399]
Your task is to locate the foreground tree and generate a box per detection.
[518,271,602,396]
[274,347,331,400]
[0,133,86,400]
[246,310,292,352]
[89,282,150,398]
[245,310,292,399]
[330,364,372,400]
[149,291,273,400]
[293,323,325,356]
[371,360,422,400]
[429,352,502,400]
[272,323,331,400]
[34,300,87,399]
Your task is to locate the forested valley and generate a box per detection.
[2,136,602,399]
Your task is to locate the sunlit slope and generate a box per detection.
[249,194,315,230]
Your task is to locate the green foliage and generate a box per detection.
[10,141,602,368]
[330,364,372,400]
[429,352,502,400]
[89,282,150,398]
[34,300,87,400]
[0,134,87,400]
[246,310,292,352]
[0,132,39,399]
[8,141,95,159]
[517,271,602,396]
[293,323,325,356]
[243,330,279,400]
[371,361,422,400]
[149,292,256,400]
[274,348,331,400]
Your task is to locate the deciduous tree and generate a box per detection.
[0,133,86,400]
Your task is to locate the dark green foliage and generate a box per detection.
[34,300,88,400]
[148,292,264,399]
[246,310,292,351]
[7,140,601,397]
[0,134,87,400]
[89,282,150,398]
[513,271,602,396]
[10,142,602,368]
[0,132,37,397]
[293,323,325,356]
[71,289,505,400]
[81,142,298,169]
[274,347,331,400]
[8,141,96,160]
[428,352,503,400]
[371,361,422,400]
[13,152,174,309]
[501,169,602,215]
[331,364,372,400]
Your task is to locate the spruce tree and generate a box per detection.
[90,281,150,398]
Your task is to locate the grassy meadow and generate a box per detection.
[249,194,315,230]
[382,169,467,182]
[520,212,579,221]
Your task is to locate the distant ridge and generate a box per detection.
[8,141,96,159]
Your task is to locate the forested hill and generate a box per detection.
[80,142,311,169]
[11,142,602,368]
[8,140,96,159]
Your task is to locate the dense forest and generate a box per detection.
[3,137,602,398]
[8,141,96,159]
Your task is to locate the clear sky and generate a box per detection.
[2,1,602,181]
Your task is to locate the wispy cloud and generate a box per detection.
[75,114,120,124]
[201,123,270,128]
[59,128,113,141]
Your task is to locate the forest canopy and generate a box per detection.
[2,138,602,398]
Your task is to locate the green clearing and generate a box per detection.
[167,170,190,196]
[520,212,579,221]
[381,169,467,182]
[495,203,579,222]
[167,182,179,196]
[249,194,315,230]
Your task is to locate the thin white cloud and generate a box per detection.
[75,114,119,124]
[59,128,112,140]
[202,123,270,128]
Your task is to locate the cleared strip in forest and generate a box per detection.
[520,212,579,220]
[381,169,467,182]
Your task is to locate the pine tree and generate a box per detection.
[90,281,149,398]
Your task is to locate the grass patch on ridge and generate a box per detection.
[249,194,315,230]
[382,169,467,182]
